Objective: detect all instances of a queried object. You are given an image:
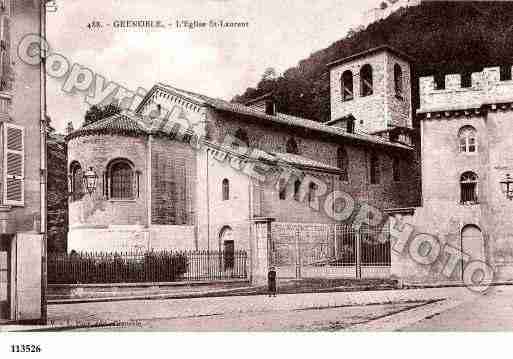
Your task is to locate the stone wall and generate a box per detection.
[9,1,42,233]
[151,136,196,225]
[330,51,387,133]
[195,147,252,252]
[418,65,513,113]
[67,134,148,234]
[400,97,513,283]
[67,224,195,253]
[209,109,420,212]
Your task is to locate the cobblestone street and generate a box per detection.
[37,286,474,331]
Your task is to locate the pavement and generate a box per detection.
[404,285,513,331]
[0,285,477,331]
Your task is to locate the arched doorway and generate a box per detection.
[219,226,234,270]
[461,224,485,279]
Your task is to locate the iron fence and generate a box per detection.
[335,225,390,267]
[48,249,248,284]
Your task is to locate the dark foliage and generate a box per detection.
[234,2,513,122]
[83,103,121,127]
[48,251,190,284]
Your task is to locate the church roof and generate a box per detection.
[326,45,416,69]
[272,152,341,172]
[208,142,344,174]
[66,112,148,140]
[152,83,412,151]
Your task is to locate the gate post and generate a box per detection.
[250,217,275,286]
[295,228,301,279]
[356,228,362,279]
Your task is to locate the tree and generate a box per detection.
[83,103,121,127]
[232,2,513,124]
[261,67,277,82]
[45,114,55,134]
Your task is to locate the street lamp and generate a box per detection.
[500,173,513,200]
[82,166,98,195]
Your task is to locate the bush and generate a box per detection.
[48,251,190,284]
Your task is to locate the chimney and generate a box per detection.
[66,121,74,135]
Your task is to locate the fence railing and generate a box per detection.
[48,250,248,284]
[335,225,391,267]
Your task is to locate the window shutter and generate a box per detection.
[3,123,24,206]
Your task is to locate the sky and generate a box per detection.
[46,0,377,132]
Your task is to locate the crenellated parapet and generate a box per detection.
[418,65,513,114]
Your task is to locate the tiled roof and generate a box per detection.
[66,112,149,140]
[210,142,343,174]
[154,83,412,150]
[272,152,341,172]
[326,45,416,69]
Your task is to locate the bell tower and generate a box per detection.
[327,45,414,134]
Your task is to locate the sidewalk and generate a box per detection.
[1,286,476,331]
[47,278,398,304]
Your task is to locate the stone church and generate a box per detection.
[68,42,513,285]
[66,45,421,282]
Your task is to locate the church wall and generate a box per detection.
[150,136,196,226]
[195,147,252,253]
[67,134,148,251]
[208,109,419,216]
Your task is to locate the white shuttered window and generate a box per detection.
[3,123,24,206]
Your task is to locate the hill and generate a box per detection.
[233,1,513,124]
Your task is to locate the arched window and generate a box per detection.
[458,126,477,153]
[308,182,317,205]
[294,179,301,201]
[360,64,373,97]
[278,178,287,200]
[222,178,230,201]
[337,147,349,182]
[392,156,400,182]
[370,153,380,184]
[108,159,134,199]
[286,138,299,154]
[69,161,83,202]
[234,128,249,146]
[341,70,354,101]
[394,64,403,98]
[460,171,478,204]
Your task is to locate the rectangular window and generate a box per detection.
[500,65,512,81]
[461,72,472,88]
[468,138,476,152]
[370,155,380,185]
[278,179,286,200]
[459,138,467,152]
[393,158,400,182]
[434,73,445,90]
